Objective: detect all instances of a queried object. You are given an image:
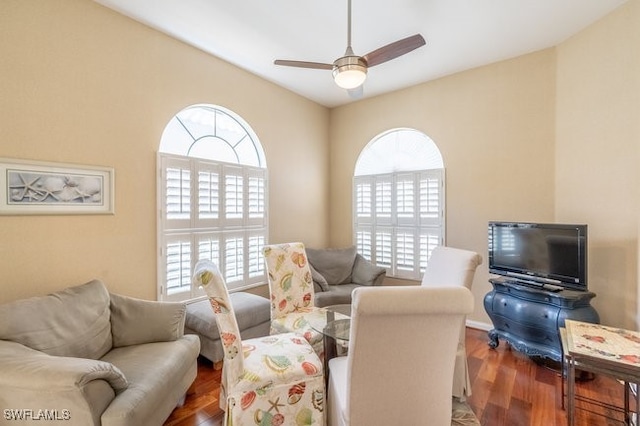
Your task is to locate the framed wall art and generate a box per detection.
[0,158,114,215]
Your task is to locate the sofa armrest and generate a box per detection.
[0,340,128,391]
[352,254,387,286]
[0,340,126,423]
[110,293,186,347]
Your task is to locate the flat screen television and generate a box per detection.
[488,221,588,291]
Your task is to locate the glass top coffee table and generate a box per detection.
[310,304,351,341]
[308,304,352,386]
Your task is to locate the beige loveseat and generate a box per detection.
[0,280,200,426]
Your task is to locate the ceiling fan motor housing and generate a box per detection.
[332,55,368,89]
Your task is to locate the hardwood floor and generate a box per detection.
[164,327,633,426]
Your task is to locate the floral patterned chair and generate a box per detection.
[263,242,328,358]
[193,260,325,426]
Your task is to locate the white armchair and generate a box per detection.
[421,245,483,399]
[327,286,474,426]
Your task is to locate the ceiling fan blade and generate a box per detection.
[362,34,426,68]
[274,59,333,70]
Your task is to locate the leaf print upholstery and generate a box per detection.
[263,243,327,358]
[193,259,325,425]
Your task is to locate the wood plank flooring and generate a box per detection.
[164,327,633,426]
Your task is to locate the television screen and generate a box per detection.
[488,222,587,291]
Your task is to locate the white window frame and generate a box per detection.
[159,154,268,300]
[157,105,267,301]
[353,170,445,280]
[353,128,445,280]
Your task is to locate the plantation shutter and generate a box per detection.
[355,179,373,224]
[224,233,244,285]
[197,162,220,227]
[247,232,266,281]
[247,168,267,226]
[224,165,243,225]
[159,153,268,300]
[162,156,192,230]
[353,169,444,280]
[158,105,267,301]
[163,234,192,301]
[375,228,393,269]
[395,228,416,278]
[396,174,416,225]
[355,226,373,261]
[375,176,393,224]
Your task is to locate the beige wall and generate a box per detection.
[328,2,639,328]
[555,1,640,328]
[329,50,557,325]
[2,1,638,330]
[0,0,329,302]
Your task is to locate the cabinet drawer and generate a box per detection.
[491,314,560,347]
[493,295,560,330]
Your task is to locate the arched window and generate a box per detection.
[158,104,268,301]
[353,128,444,280]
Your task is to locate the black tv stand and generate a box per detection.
[484,277,600,362]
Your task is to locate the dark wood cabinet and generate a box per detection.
[484,277,600,362]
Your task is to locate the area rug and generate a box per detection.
[452,398,481,426]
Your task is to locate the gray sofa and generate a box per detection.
[0,280,200,426]
[306,246,386,307]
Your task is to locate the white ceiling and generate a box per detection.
[94,0,627,108]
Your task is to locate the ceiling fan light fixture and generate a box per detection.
[333,56,367,89]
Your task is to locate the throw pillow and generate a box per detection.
[309,263,329,292]
[110,293,185,347]
[0,280,113,360]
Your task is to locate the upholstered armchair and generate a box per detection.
[305,246,386,307]
[193,260,325,425]
[421,245,483,399]
[327,286,474,426]
[263,242,327,357]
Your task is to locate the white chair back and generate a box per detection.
[421,246,483,289]
[339,286,473,426]
[420,245,482,399]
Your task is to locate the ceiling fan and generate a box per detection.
[274,0,426,92]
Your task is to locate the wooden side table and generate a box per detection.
[561,320,640,425]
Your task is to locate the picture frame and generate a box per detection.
[0,158,114,215]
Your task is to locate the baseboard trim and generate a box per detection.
[466,320,492,331]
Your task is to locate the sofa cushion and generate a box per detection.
[352,254,387,286]
[0,280,112,359]
[100,336,200,426]
[314,284,361,307]
[110,293,186,347]
[185,292,270,341]
[307,246,357,285]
